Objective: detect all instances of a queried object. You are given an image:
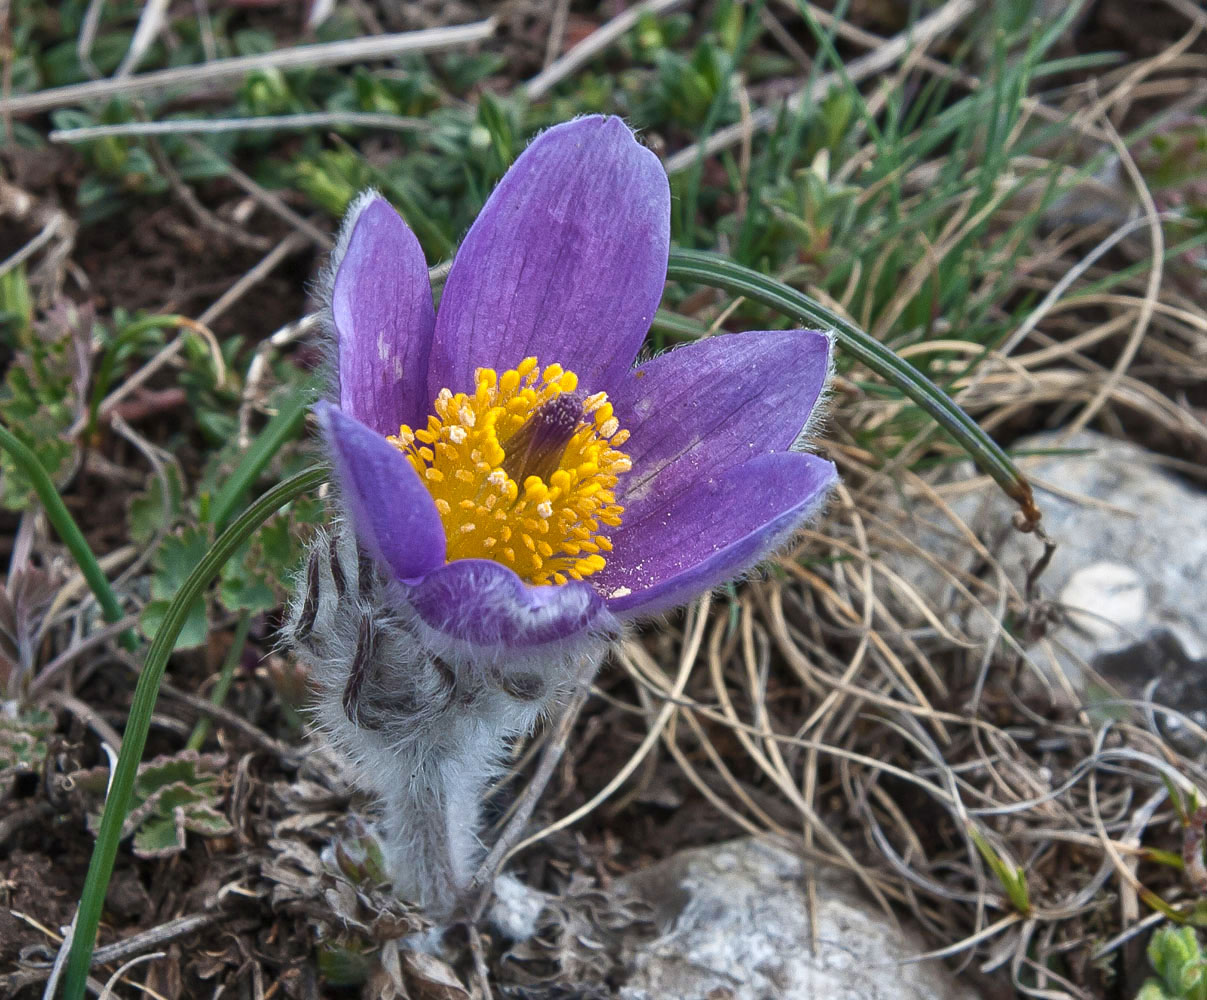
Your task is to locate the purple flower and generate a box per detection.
[316,115,836,657]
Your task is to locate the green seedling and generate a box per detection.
[0,705,55,792]
[75,750,233,859]
[0,286,90,511]
[1140,926,1207,1000]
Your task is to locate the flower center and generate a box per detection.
[388,357,630,586]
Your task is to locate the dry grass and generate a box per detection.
[483,30,1207,1000]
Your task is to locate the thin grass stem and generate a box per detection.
[61,464,327,1000]
[0,422,138,650]
[209,382,317,530]
[185,609,252,752]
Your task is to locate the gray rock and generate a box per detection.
[615,838,979,1000]
[892,430,1207,717]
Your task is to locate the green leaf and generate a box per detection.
[218,562,276,613]
[142,529,213,649]
[128,465,184,546]
[140,598,207,650]
[181,804,235,838]
[132,814,186,858]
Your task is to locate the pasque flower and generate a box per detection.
[289,115,835,918]
[317,115,835,652]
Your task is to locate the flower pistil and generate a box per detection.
[388,357,630,586]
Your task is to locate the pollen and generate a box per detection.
[388,357,630,586]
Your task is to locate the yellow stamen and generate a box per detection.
[388,357,629,586]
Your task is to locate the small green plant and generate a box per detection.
[1139,926,1207,1000]
[0,705,55,792]
[76,750,233,859]
[0,282,90,511]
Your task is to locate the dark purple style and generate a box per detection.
[316,115,837,652]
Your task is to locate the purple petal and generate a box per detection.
[595,451,836,617]
[331,194,436,436]
[316,401,446,583]
[427,116,669,399]
[609,330,832,519]
[405,559,617,649]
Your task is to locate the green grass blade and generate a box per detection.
[208,381,317,530]
[0,422,138,651]
[62,464,327,1000]
[665,248,1042,529]
[185,608,253,751]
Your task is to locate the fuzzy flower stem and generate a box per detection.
[285,524,610,920]
[467,659,598,922]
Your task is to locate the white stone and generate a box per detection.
[886,430,1207,702]
[1059,561,1147,640]
[616,838,981,1000]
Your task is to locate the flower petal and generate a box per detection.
[405,558,617,649]
[427,116,669,398]
[331,193,436,435]
[316,401,446,582]
[609,330,832,518]
[595,451,836,617]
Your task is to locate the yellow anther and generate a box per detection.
[386,358,630,586]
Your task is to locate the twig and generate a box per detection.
[542,0,572,70]
[98,952,165,1000]
[1163,0,1207,27]
[238,312,320,448]
[75,0,105,80]
[663,0,975,174]
[154,671,300,760]
[44,689,124,755]
[145,134,271,252]
[466,925,494,999]
[199,232,312,328]
[41,911,75,1000]
[1,19,497,115]
[28,614,140,697]
[113,0,170,78]
[0,211,64,279]
[525,0,687,100]
[183,138,333,250]
[49,111,432,143]
[91,914,219,968]
[76,233,309,437]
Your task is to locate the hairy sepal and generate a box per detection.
[283,523,608,918]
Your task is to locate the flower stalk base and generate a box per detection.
[283,524,608,919]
